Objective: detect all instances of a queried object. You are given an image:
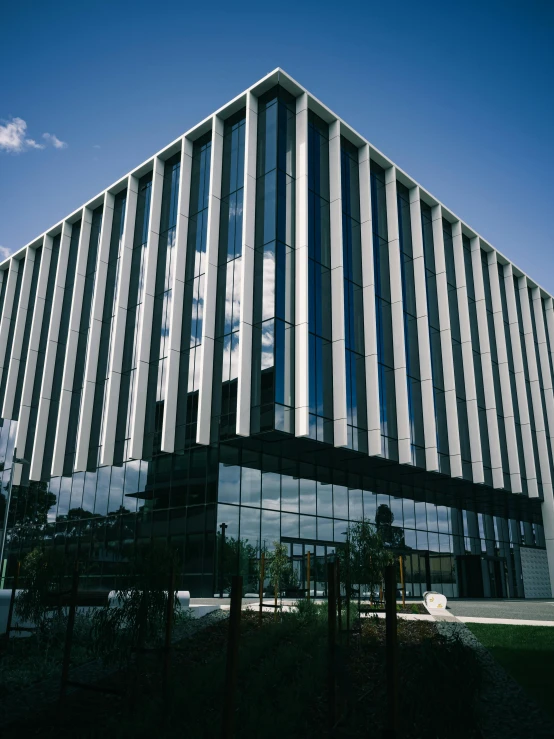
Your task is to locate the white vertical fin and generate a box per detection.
[74,192,115,471]
[128,158,165,459]
[410,190,438,471]
[51,208,94,475]
[236,93,258,438]
[29,221,73,480]
[488,252,521,492]
[432,206,462,477]
[385,167,410,464]
[451,222,484,483]
[161,137,193,452]
[358,145,380,456]
[100,176,139,466]
[328,119,348,447]
[196,116,224,446]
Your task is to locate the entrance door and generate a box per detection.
[457,555,484,597]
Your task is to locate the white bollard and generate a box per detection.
[423,591,448,610]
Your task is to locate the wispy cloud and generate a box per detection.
[93,144,101,149]
[0,117,44,152]
[43,132,67,149]
[0,246,12,261]
[0,117,67,153]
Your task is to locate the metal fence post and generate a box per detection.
[222,574,242,738]
[4,560,20,640]
[306,550,311,601]
[163,562,175,700]
[259,551,265,624]
[59,563,80,713]
[383,563,398,739]
[327,561,336,729]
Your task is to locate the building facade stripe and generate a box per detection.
[358,144,380,456]
[1,249,36,419]
[503,263,538,495]
[385,167,410,464]
[196,116,224,446]
[51,207,94,475]
[235,94,257,439]
[29,222,73,480]
[470,237,503,489]
[409,190,438,470]
[451,222,484,482]
[518,275,553,496]
[488,252,522,492]
[432,206,462,477]
[99,176,139,466]
[328,119,348,447]
[160,137,194,453]
[294,93,309,439]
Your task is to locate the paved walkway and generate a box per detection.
[447,598,554,623]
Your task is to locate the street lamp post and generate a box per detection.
[0,448,30,586]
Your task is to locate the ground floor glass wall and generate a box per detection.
[0,432,547,598]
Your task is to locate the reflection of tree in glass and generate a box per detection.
[375,503,406,549]
[338,519,394,604]
[216,532,260,595]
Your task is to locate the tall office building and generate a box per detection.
[0,69,552,598]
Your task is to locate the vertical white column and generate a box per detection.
[503,264,538,495]
[294,93,310,439]
[161,137,193,452]
[99,176,139,466]
[128,158,165,459]
[532,288,554,463]
[51,207,94,475]
[518,275,553,497]
[236,93,258,438]
[410,190,438,471]
[196,116,224,445]
[451,222,483,482]
[1,249,37,419]
[488,252,521,491]
[0,257,23,390]
[470,238,503,489]
[432,206,462,477]
[358,145,380,456]
[74,192,115,471]
[385,167,410,464]
[29,221,73,480]
[328,120,348,448]
[14,236,53,459]
[544,297,554,385]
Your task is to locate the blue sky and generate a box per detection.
[1,0,553,290]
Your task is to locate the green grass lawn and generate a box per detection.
[467,623,554,720]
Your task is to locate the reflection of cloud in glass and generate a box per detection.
[261,321,274,370]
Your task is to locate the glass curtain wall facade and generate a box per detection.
[307,111,333,443]
[251,87,295,435]
[0,72,550,600]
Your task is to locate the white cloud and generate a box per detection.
[0,117,44,152]
[43,132,67,149]
[93,144,101,149]
[0,246,12,261]
[0,117,68,153]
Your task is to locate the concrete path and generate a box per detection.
[447,598,554,622]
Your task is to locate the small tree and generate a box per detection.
[90,542,181,665]
[15,546,69,638]
[338,519,394,607]
[266,541,296,618]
